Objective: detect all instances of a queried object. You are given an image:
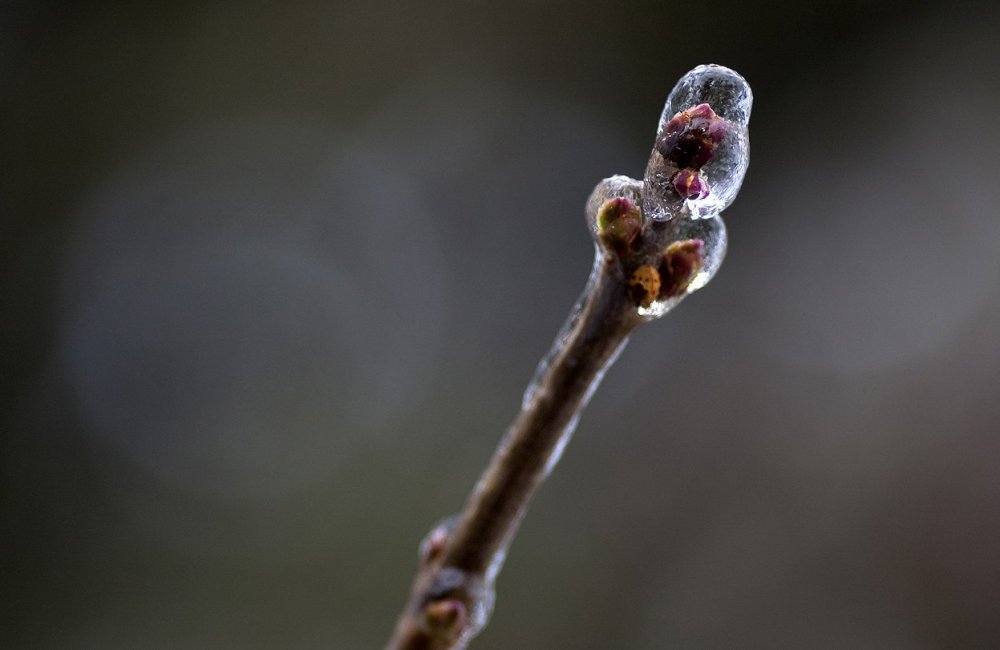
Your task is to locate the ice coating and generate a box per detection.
[463,576,495,643]
[644,64,752,221]
[671,213,727,292]
[636,215,727,319]
[585,174,643,237]
[425,566,496,645]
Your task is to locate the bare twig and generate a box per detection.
[387,65,752,649]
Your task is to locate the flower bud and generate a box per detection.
[659,239,705,299]
[595,197,642,254]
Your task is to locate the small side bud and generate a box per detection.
[423,599,468,637]
[628,264,661,308]
[671,169,709,200]
[596,197,642,255]
[419,524,450,563]
[659,239,705,299]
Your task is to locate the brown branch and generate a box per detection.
[386,200,690,649]
[387,250,641,650]
[386,64,751,649]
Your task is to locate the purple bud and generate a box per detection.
[688,103,727,143]
[659,239,705,299]
[654,102,729,171]
[424,599,468,635]
[419,525,450,563]
[671,170,710,200]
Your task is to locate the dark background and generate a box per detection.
[4,1,1000,648]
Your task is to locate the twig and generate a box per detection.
[387,64,752,649]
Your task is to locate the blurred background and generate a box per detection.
[3,1,1000,647]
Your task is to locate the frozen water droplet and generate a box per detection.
[585,175,644,236]
[426,566,496,645]
[636,215,727,319]
[644,64,752,221]
[661,65,752,133]
[466,578,496,641]
[673,214,727,292]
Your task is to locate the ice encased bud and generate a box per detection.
[644,64,752,221]
[636,214,727,319]
[585,175,643,237]
[672,213,727,292]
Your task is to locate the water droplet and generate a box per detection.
[644,64,752,221]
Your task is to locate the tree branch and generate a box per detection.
[386,64,752,649]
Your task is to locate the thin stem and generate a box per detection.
[387,253,641,649]
[445,256,637,575]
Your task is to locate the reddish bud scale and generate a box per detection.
[656,103,727,170]
[659,239,705,299]
[423,599,468,637]
[419,526,450,563]
[671,170,709,200]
